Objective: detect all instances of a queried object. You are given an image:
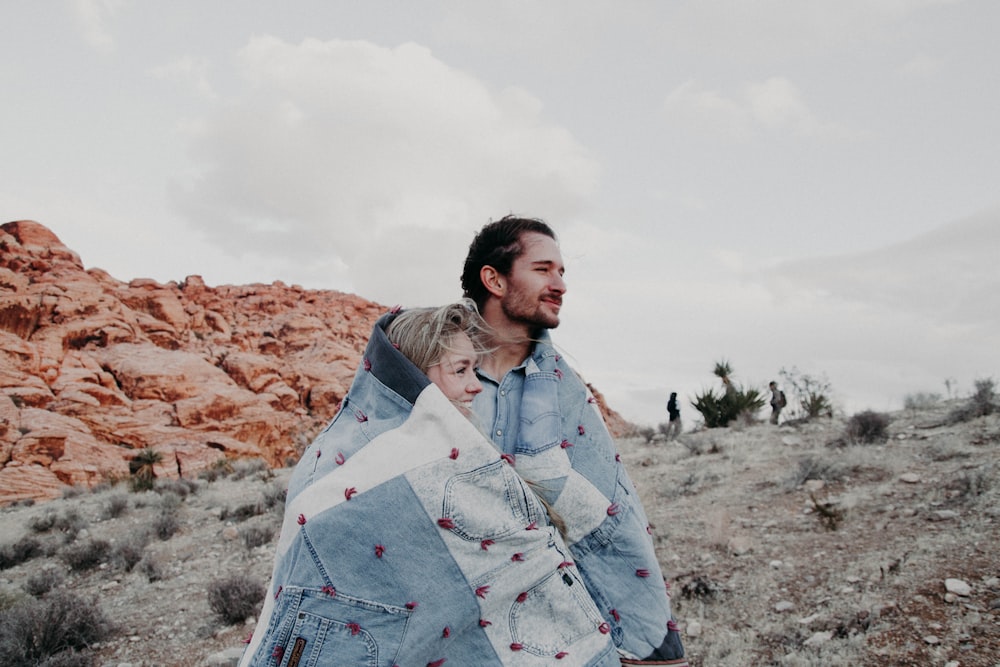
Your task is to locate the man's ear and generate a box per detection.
[480,266,504,298]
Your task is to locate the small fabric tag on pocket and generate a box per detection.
[286,637,307,667]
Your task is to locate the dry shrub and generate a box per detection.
[0,590,115,665]
[207,575,265,625]
[845,410,890,444]
[61,539,112,572]
[0,537,43,570]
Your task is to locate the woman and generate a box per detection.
[240,302,618,666]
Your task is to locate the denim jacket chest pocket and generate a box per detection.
[441,459,540,541]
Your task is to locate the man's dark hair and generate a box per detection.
[461,215,557,309]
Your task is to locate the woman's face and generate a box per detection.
[426,333,482,409]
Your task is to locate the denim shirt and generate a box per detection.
[240,314,619,667]
[472,332,684,662]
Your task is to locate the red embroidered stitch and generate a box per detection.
[297,513,306,525]
[479,619,492,627]
[322,585,336,596]
[389,304,402,314]
[556,652,568,659]
[615,453,621,462]
[375,544,385,558]
[442,627,450,638]
[437,517,456,529]
[525,521,538,530]
[335,452,346,465]
[480,539,495,550]
[363,357,372,371]
[511,552,525,562]
[475,585,490,598]
[610,608,621,622]
[558,560,574,569]
[606,503,620,516]
[555,354,561,362]
[355,409,368,423]
[578,425,586,435]
[449,448,459,460]
[501,453,516,466]
[316,449,321,458]
[510,643,524,651]
[345,487,358,500]
[347,622,361,636]
[272,645,284,659]
[646,524,653,535]
[274,585,283,599]
[668,619,679,632]
[406,601,418,609]
[636,568,651,578]
[560,439,573,448]
[599,622,611,634]
[554,368,564,379]
[516,592,528,603]
[587,396,596,404]
[428,660,446,667]
[243,633,252,644]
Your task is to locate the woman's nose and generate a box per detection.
[468,377,483,394]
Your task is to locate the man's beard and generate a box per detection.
[501,290,561,331]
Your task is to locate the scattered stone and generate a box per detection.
[727,536,752,556]
[803,630,833,647]
[222,526,239,541]
[804,479,825,492]
[781,435,803,446]
[945,578,972,596]
[899,473,921,484]
[769,560,783,569]
[798,613,822,625]
[685,620,702,638]
[202,646,246,666]
[931,509,959,521]
[922,634,940,645]
[773,600,795,613]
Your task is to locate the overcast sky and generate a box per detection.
[2,1,997,426]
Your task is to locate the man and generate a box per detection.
[769,381,784,425]
[462,215,687,666]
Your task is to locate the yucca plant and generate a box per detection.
[129,447,163,492]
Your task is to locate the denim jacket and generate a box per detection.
[240,313,619,667]
[472,333,684,662]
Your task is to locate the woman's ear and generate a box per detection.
[480,266,504,298]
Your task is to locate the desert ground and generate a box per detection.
[1,398,998,666]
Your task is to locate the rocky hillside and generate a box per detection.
[0,221,629,505]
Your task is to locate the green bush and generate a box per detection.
[129,447,163,492]
[845,410,891,444]
[692,385,766,428]
[779,366,834,419]
[207,575,266,625]
[0,591,115,666]
[947,378,996,424]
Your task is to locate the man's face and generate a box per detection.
[499,232,567,330]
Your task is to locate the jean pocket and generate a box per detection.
[509,567,606,656]
[441,460,539,542]
[250,587,410,667]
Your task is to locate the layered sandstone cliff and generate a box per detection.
[0,220,629,504]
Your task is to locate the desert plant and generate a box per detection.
[138,555,164,583]
[154,477,199,499]
[129,447,163,492]
[0,590,115,665]
[778,366,834,419]
[61,539,112,572]
[0,536,43,570]
[111,531,150,572]
[221,501,266,522]
[809,492,844,531]
[241,524,276,550]
[152,510,180,541]
[207,575,266,625]
[101,493,130,519]
[691,385,766,428]
[903,392,941,412]
[845,410,890,444]
[24,570,63,598]
[947,378,997,424]
[262,483,287,511]
[230,458,269,481]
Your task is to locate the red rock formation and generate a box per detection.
[0,220,630,504]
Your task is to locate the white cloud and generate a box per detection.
[664,77,857,141]
[170,35,599,294]
[71,0,127,54]
[149,56,218,100]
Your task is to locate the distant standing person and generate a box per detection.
[769,380,785,424]
[666,391,681,440]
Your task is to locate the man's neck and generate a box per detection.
[480,316,538,379]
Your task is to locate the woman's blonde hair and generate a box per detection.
[386,299,492,374]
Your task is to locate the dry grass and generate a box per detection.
[0,399,996,665]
